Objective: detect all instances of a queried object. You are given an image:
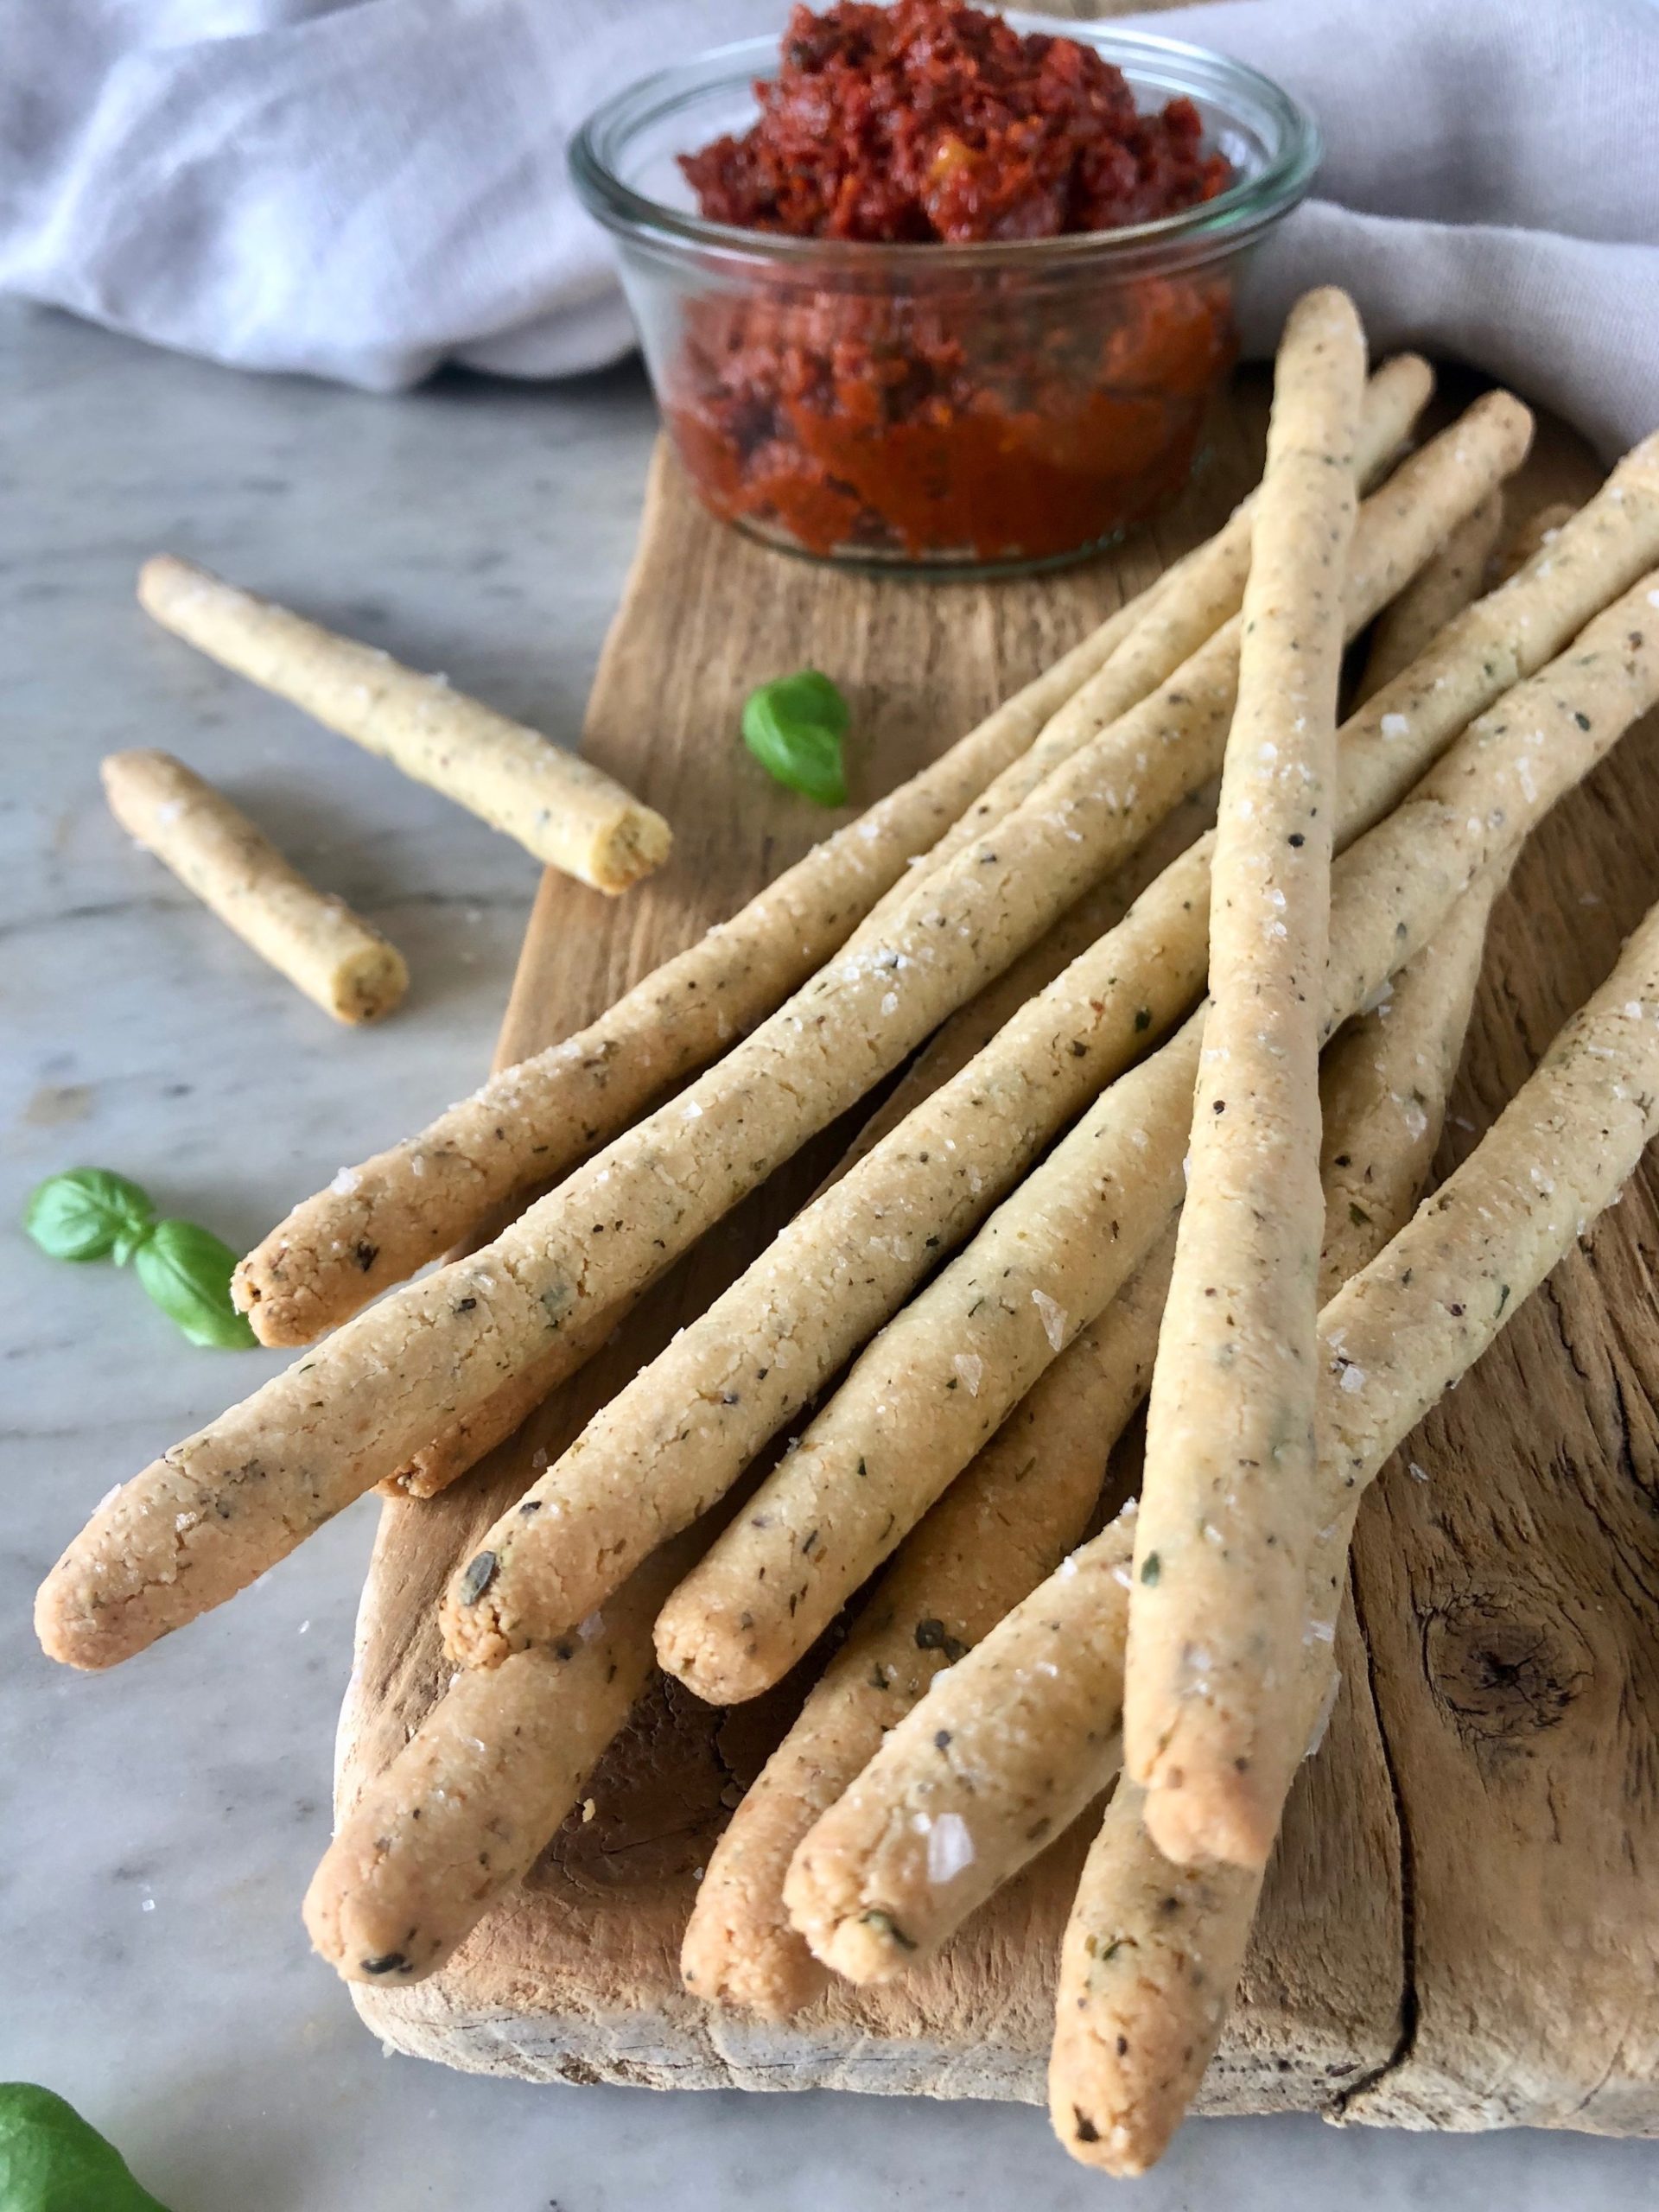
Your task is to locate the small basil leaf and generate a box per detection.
[0,2082,173,2211]
[742,670,850,807]
[23,1168,156,1264]
[132,1220,258,1350]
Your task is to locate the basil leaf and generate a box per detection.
[133,1220,258,1350]
[742,670,850,807]
[0,2083,173,2211]
[23,1168,156,1264]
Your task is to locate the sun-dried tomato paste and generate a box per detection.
[667,0,1235,565]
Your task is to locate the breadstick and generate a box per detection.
[891,356,1432,894]
[137,555,671,895]
[650,575,1659,1703]
[232,566,1190,1347]
[233,370,1446,1351]
[304,1538,683,1984]
[1494,499,1577,582]
[1355,489,1505,702]
[22,403,1544,1673]
[442,395,1533,1667]
[1054,888,1659,2174]
[1126,288,1366,1866]
[393,792,1216,1503]
[101,748,408,1024]
[680,1229,1175,2018]
[782,874,1499,1985]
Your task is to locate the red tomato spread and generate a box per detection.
[682,0,1227,244]
[669,0,1236,565]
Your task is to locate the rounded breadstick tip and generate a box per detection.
[679,1905,828,2020]
[35,1558,126,1672]
[330,938,410,1024]
[302,1837,437,1987]
[1141,1771,1279,1871]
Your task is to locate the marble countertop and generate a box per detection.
[4,296,1656,2212]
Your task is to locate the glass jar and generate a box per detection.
[571,22,1318,576]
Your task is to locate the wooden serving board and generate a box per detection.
[341,378,1659,2132]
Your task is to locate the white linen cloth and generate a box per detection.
[2,0,1656,453]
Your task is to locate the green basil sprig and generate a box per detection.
[0,2083,173,2212]
[23,1167,257,1350]
[741,669,850,807]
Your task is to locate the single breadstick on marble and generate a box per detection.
[1053,886,1659,2175]
[304,1537,684,1985]
[649,575,1659,1704]
[1126,287,1365,1866]
[1355,489,1505,702]
[442,395,1533,1665]
[779,877,1493,1982]
[680,1229,1176,2018]
[231,369,1443,1351]
[101,749,408,1024]
[25,399,1539,1674]
[137,555,671,895]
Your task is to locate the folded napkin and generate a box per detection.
[3,0,1656,453]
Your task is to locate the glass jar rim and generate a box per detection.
[569,19,1320,272]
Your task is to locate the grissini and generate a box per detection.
[237,361,1433,1344]
[31,397,1519,1675]
[679,1229,1175,2019]
[780,874,1499,1985]
[303,1534,690,1985]
[1128,288,1366,1866]
[137,554,671,894]
[1355,489,1505,702]
[441,397,1538,1669]
[101,748,408,1025]
[1053,886,1659,2175]
[650,574,1659,1702]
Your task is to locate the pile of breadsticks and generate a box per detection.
[36,288,1659,2174]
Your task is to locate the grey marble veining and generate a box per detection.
[3,296,1656,2211]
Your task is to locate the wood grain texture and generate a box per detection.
[339,382,1659,2132]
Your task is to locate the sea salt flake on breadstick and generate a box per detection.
[1126,288,1366,1866]
[101,748,408,1024]
[137,554,671,895]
